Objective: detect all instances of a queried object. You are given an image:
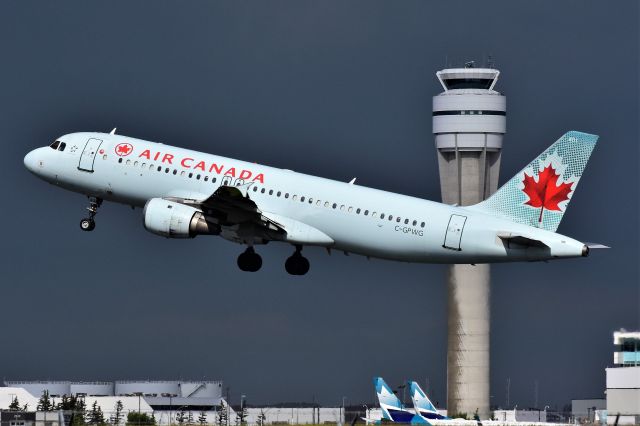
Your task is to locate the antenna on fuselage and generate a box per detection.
[110,127,117,135]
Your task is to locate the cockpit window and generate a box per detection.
[49,141,60,150]
[58,142,66,152]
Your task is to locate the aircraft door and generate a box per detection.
[443,214,467,251]
[78,138,103,172]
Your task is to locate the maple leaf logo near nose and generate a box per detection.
[115,143,133,157]
[522,164,574,223]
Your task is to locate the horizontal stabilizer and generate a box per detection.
[585,242,610,249]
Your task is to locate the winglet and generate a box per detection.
[110,127,117,135]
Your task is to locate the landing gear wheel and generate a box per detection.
[237,247,262,272]
[80,196,102,232]
[80,218,95,232]
[285,252,310,275]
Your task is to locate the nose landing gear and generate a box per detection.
[237,247,262,272]
[80,197,102,232]
[285,245,310,275]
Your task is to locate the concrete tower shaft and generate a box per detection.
[433,66,506,419]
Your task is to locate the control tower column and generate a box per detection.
[432,65,506,419]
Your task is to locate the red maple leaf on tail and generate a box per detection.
[522,164,573,223]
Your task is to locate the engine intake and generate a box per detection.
[143,198,219,238]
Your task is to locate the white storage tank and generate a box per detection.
[70,382,114,396]
[115,381,180,397]
[179,381,222,398]
[5,381,71,397]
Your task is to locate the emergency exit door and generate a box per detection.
[78,138,103,172]
[443,214,467,251]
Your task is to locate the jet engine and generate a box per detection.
[143,198,219,238]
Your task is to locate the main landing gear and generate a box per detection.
[285,245,310,276]
[236,245,310,275]
[237,247,263,272]
[80,197,102,232]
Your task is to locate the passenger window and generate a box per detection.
[413,220,417,226]
[397,217,401,223]
[141,163,146,168]
[49,141,60,150]
[301,196,305,202]
[118,158,123,164]
[269,190,274,195]
[134,161,139,166]
[252,186,257,192]
[204,176,209,182]
[316,200,321,206]
[58,142,66,151]
[285,193,289,198]
[324,202,329,208]
[293,195,298,200]
[356,208,361,214]
[277,191,281,197]
[364,210,369,216]
[372,212,377,218]
[309,198,313,204]
[405,219,409,224]
[150,164,154,170]
[126,160,131,165]
[197,174,201,180]
[103,155,108,160]
[180,171,186,176]
[421,222,425,228]
[340,205,345,211]
[165,168,170,173]
[332,203,337,209]
[188,173,193,178]
[380,214,385,219]
[348,207,353,213]
[173,169,177,175]
[213,177,217,183]
[261,188,266,194]
[388,215,393,221]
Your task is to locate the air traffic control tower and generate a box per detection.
[433,64,506,419]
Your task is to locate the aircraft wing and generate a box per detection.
[172,185,334,246]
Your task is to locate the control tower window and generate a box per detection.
[444,78,493,90]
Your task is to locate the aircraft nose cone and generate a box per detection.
[24,149,38,173]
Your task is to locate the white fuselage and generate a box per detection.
[24,132,588,263]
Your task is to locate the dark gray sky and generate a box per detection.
[1,0,638,410]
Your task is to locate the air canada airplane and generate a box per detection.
[24,130,605,275]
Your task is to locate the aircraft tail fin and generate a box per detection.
[470,131,598,232]
[409,382,447,420]
[374,377,403,416]
[409,382,436,413]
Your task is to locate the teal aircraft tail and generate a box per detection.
[471,131,598,232]
[408,381,448,420]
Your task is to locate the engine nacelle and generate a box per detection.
[143,198,219,238]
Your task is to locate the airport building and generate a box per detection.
[606,330,640,424]
[1,380,227,425]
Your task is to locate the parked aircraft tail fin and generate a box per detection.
[470,131,598,232]
[408,382,447,420]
